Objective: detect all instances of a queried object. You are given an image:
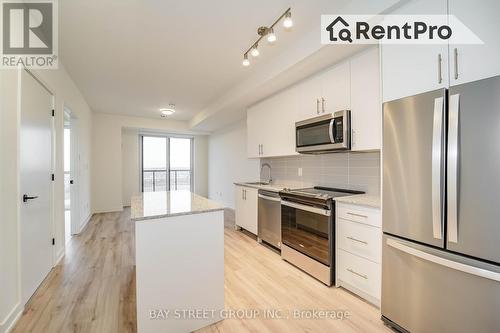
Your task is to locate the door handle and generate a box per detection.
[23,194,39,202]
[431,96,445,239]
[454,48,459,80]
[347,268,368,279]
[387,238,500,282]
[448,94,460,243]
[437,53,442,84]
[347,236,368,245]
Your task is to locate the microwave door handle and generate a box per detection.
[329,119,335,143]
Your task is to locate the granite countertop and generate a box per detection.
[334,194,381,209]
[130,191,225,221]
[233,181,299,192]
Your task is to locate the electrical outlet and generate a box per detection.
[298,167,303,177]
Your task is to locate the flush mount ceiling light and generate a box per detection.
[160,104,176,117]
[242,8,292,67]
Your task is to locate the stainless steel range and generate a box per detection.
[280,187,364,286]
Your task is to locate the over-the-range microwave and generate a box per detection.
[295,110,351,154]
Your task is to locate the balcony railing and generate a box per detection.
[142,168,191,192]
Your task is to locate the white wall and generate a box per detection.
[0,65,93,333]
[208,119,260,209]
[93,113,209,213]
[122,129,140,206]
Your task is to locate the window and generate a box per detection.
[141,135,193,192]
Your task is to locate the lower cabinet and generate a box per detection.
[336,203,382,306]
[235,185,258,235]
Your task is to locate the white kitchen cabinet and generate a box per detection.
[336,202,382,306]
[247,86,298,158]
[295,73,322,121]
[381,0,449,102]
[449,0,500,85]
[320,61,350,114]
[296,62,350,120]
[235,185,258,235]
[350,47,381,151]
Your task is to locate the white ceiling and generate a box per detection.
[59,0,347,121]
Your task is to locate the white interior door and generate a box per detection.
[20,70,53,304]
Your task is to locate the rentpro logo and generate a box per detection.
[321,15,482,45]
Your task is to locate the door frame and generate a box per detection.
[63,106,80,236]
[19,68,56,304]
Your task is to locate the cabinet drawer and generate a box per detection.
[337,204,381,227]
[338,249,381,300]
[338,219,381,263]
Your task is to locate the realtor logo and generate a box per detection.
[1,0,58,69]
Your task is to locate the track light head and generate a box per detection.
[242,53,250,66]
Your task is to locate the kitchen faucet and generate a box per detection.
[261,163,272,184]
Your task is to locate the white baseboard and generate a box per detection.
[0,303,23,333]
[55,247,65,265]
[92,207,124,214]
[76,213,92,234]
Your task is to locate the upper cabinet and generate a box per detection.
[449,0,500,85]
[247,87,298,158]
[381,0,449,102]
[351,47,381,151]
[320,62,351,114]
[247,47,382,158]
[382,0,500,102]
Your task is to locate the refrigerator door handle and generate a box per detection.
[431,96,444,239]
[386,238,500,282]
[448,94,460,243]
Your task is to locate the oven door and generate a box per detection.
[281,200,332,266]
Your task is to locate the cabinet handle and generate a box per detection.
[454,48,459,80]
[437,53,442,84]
[316,99,320,114]
[347,212,367,218]
[347,236,368,245]
[347,268,368,279]
[321,98,325,113]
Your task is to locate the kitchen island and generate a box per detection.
[131,191,225,333]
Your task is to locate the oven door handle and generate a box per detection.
[258,194,281,202]
[281,200,331,216]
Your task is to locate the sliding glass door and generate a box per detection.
[141,135,193,192]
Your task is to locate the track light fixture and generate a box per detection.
[242,8,292,67]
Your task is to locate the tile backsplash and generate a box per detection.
[260,151,381,195]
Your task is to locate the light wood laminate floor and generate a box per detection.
[12,209,391,333]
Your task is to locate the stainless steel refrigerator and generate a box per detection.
[382,75,500,333]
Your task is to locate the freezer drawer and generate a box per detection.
[382,234,500,333]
